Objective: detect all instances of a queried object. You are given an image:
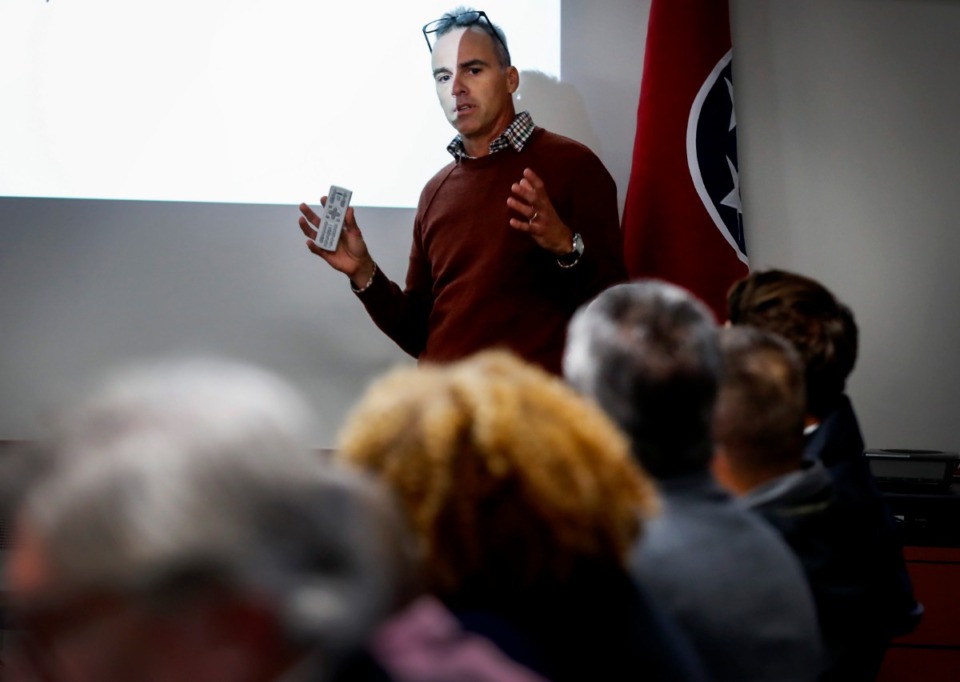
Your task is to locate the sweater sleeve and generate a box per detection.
[547,147,627,306]
[355,220,433,359]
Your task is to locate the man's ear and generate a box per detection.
[710,447,738,495]
[507,66,520,94]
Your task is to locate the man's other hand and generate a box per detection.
[506,168,574,256]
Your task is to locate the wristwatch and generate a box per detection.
[557,232,584,268]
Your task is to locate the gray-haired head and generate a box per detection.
[427,6,511,68]
[17,357,415,664]
[563,281,721,480]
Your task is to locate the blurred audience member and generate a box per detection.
[713,326,912,680]
[5,359,413,682]
[1,442,57,677]
[727,269,921,638]
[564,280,821,682]
[337,350,709,682]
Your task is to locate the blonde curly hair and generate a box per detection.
[336,350,658,599]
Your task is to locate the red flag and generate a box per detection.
[621,0,748,321]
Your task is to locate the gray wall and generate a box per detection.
[730,0,960,450]
[2,0,959,450]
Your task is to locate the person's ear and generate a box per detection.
[710,448,738,495]
[507,66,520,94]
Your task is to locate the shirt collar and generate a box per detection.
[446,111,535,160]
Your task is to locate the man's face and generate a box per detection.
[431,26,519,153]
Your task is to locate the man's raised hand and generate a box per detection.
[506,168,574,255]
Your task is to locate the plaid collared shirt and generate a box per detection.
[446,111,536,160]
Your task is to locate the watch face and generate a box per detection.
[572,233,584,254]
[557,233,583,268]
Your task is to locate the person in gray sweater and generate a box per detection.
[564,279,822,682]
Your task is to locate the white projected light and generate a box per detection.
[0,1,560,208]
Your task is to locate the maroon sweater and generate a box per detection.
[358,128,626,375]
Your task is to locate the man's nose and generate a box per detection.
[451,73,467,95]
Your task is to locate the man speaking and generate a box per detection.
[298,7,625,374]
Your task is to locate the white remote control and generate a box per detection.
[314,185,352,252]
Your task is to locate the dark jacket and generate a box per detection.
[446,561,711,682]
[745,460,914,681]
[803,395,922,641]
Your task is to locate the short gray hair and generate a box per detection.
[432,6,511,68]
[21,357,414,658]
[564,281,721,479]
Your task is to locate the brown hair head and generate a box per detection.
[713,326,807,480]
[727,269,858,419]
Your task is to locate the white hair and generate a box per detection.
[22,356,414,657]
[563,281,721,479]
